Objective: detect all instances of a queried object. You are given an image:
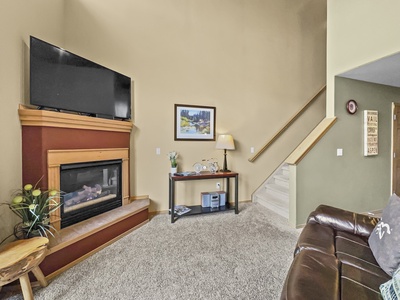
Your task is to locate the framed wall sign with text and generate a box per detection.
[363,110,378,156]
[174,104,216,141]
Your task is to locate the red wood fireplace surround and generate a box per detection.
[19,105,133,229]
[18,105,149,278]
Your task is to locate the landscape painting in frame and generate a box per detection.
[174,104,216,141]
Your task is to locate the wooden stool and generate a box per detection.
[0,237,49,300]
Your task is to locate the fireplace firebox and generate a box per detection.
[60,159,122,228]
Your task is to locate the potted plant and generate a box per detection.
[3,180,62,239]
[168,151,179,174]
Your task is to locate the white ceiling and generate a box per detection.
[338,52,400,88]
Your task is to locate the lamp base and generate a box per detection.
[221,149,230,172]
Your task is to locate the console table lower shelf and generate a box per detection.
[169,171,239,223]
[175,205,236,218]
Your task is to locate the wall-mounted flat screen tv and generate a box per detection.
[30,36,131,120]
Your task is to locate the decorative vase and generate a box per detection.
[170,166,178,174]
[14,223,42,239]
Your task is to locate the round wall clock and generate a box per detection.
[346,99,358,114]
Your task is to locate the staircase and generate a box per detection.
[253,163,289,219]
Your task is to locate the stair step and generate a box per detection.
[265,183,289,200]
[281,165,289,177]
[252,163,290,219]
[273,174,289,188]
[255,194,288,219]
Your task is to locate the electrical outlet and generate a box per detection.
[156,148,160,155]
[216,182,221,189]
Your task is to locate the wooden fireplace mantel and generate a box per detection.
[18,104,133,189]
[18,104,133,132]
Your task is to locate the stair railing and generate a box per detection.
[248,85,326,162]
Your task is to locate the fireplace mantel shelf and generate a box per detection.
[18,104,133,132]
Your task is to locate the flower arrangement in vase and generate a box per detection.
[2,179,62,240]
[168,151,178,174]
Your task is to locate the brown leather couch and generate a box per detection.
[281,204,390,300]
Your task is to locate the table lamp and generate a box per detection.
[216,134,235,172]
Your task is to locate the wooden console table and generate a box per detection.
[169,171,239,223]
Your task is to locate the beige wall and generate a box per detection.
[327,0,400,116]
[63,0,326,213]
[0,0,65,242]
[0,0,326,243]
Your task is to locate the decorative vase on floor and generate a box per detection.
[170,167,177,174]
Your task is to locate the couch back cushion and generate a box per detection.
[309,204,379,237]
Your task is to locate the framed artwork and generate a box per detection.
[174,104,216,141]
[363,110,378,156]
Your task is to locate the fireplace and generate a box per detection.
[19,107,151,279]
[46,148,130,231]
[60,159,123,228]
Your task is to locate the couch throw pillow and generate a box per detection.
[369,193,400,276]
[380,267,400,300]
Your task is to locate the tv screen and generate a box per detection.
[30,36,131,120]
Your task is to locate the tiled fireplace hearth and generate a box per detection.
[18,105,149,278]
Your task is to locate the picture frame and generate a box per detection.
[174,104,216,141]
[363,110,378,156]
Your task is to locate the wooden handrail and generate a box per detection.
[285,117,337,165]
[248,85,326,162]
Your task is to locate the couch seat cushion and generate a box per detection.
[341,263,387,300]
[336,231,390,280]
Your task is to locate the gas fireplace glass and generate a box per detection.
[60,159,122,228]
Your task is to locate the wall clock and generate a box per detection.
[346,99,358,114]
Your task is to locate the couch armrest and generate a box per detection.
[281,250,340,300]
[307,205,380,237]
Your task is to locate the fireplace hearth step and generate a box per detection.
[39,198,150,279]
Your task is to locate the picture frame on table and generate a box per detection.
[174,104,216,141]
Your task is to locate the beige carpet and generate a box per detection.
[3,203,300,300]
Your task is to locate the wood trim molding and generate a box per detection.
[285,117,337,165]
[18,104,133,133]
[130,195,150,202]
[248,85,326,162]
[47,148,130,230]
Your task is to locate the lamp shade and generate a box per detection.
[216,134,235,150]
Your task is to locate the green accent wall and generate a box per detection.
[295,77,400,225]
